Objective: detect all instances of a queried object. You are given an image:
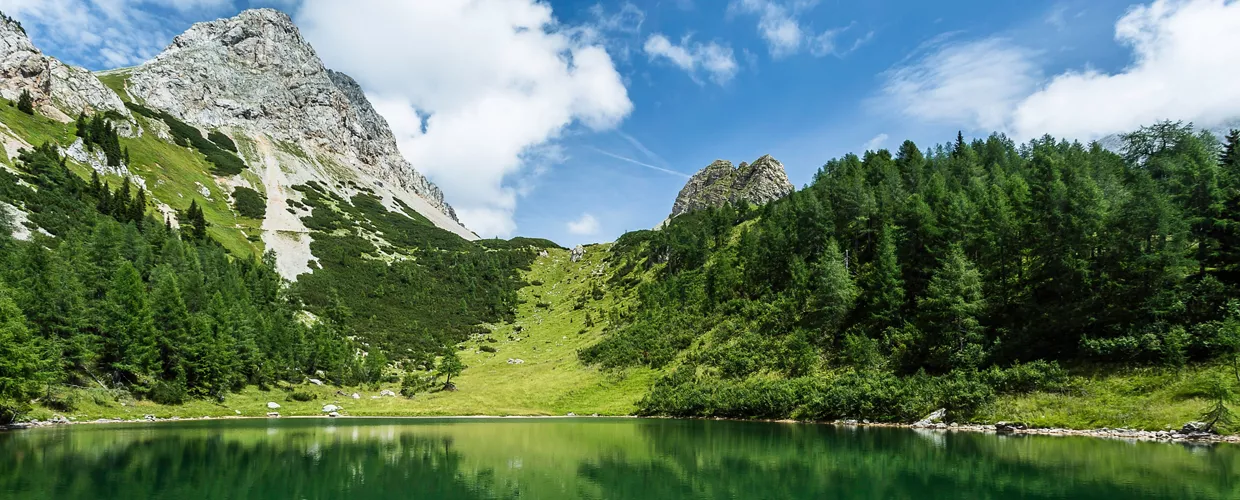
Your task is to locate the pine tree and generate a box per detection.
[101,262,158,383]
[437,350,465,390]
[150,266,190,383]
[75,113,88,139]
[918,246,986,371]
[0,281,49,423]
[16,89,33,115]
[859,224,904,331]
[130,187,146,225]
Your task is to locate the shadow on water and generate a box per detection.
[1,418,1238,499]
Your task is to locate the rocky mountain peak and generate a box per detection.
[126,8,467,241]
[669,154,794,218]
[0,11,129,121]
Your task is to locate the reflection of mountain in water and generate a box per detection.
[0,419,1237,499]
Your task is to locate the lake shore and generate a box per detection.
[6,411,1239,445]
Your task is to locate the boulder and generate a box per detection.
[322,404,340,413]
[380,390,396,397]
[914,408,947,427]
[50,415,70,424]
[350,393,361,400]
[309,378,324,386]
[1182,421,1210,434]
[143,414,157,422]
[266,412,280,418]
[538,250,549,258]
[570,245,585,262]
[267,402,281,410]
[995,422,1028,433]
[328,411,340,418]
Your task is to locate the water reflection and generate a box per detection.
[0,418,1237,499]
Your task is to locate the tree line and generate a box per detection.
[586,123,1240,422]
[0,143,368,423]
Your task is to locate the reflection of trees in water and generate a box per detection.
[0,426,512,500]
[1,421,1239,499]
[574,420,1240,500]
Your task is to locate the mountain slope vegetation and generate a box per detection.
[584,123,1240,425]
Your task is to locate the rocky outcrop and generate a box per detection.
[0,14,129,121]
[669,155,794,219]
[125,9,467,238]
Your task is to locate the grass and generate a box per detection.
[0,101,74,146]
[981,363,1234,431]
[95,71,133,103]
[31,246,660,421]
[18,243,1240,431]
[121,125,262,256]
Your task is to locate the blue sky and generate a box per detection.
[5,0,1240,245]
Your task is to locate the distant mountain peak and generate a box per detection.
[669,155,794,219]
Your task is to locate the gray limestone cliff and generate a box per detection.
[124,9,462,227]
[0,14,129,122]
[669,155,794,218]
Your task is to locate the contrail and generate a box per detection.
[590,147,690,178]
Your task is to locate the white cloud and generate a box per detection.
[1012,0,1240,140]
[0,0,232,68]
[728,0,867,58]
[863,133,889,151]
[567,213,600,235]
[296,0,633,238]
[880,36,1041,133]
[643,33,738,85]
[882,0,1240,142]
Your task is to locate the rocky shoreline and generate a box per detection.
[5,413,1239,445]
[824,418,1240,445]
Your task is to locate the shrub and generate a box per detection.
[289,390,317,402]
[233,186,267,219]
[480,345,497,353]
[208,130,238,152]
[148,381,187,406]
[16,89,34,115]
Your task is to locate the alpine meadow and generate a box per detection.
[4,2,1240,499]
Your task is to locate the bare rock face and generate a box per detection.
[125,9,464,232]
[669,155,794,218]
[0,14,129,121]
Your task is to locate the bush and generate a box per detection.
[42,389,81,412]
[289,390,317,402]
[148,381,187,406]
[208,130,238,152]
[16,89,33,115]
[479,345,497,353]
[233,187,266,219]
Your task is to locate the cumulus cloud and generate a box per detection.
[863,133,889,151]
[728,0,869,58]
[882,0,1240,142]
[643,33,738,85]
[295,0,633,238]
[567,213,600,236]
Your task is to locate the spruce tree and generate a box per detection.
[918,246,986,371]
[150,266,190,383]
[0,281,48,423]
[859,224,904,331]
[16,89,33,115]
[101,262,158,383]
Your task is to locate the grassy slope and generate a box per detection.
[28,246,660,421]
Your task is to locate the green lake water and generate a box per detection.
[1,417,1238,499]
